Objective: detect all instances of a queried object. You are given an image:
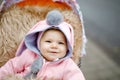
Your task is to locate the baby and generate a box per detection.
[0,10,85,80]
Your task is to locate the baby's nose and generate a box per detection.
[51,43,58,48]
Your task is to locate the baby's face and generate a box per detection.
[39,29,68,61]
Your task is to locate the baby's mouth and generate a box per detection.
[50,51,58,54]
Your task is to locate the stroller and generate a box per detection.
[0,0,87,67]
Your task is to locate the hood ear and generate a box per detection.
[46,10,63,26]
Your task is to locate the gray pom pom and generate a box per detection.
[46,10,63,26]
[24,56,43,79]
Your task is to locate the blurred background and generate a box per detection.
[78,0,120,80]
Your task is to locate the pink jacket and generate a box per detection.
[0,49,85,80]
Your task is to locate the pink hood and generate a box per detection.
[16,10,74,60]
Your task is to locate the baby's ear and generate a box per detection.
[46,10,63,26]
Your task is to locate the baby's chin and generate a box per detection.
[46,58,59,62]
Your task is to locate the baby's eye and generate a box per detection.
[58,42,64,45]
[45,41,51,43]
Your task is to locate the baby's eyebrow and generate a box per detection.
[58,40,66,43]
